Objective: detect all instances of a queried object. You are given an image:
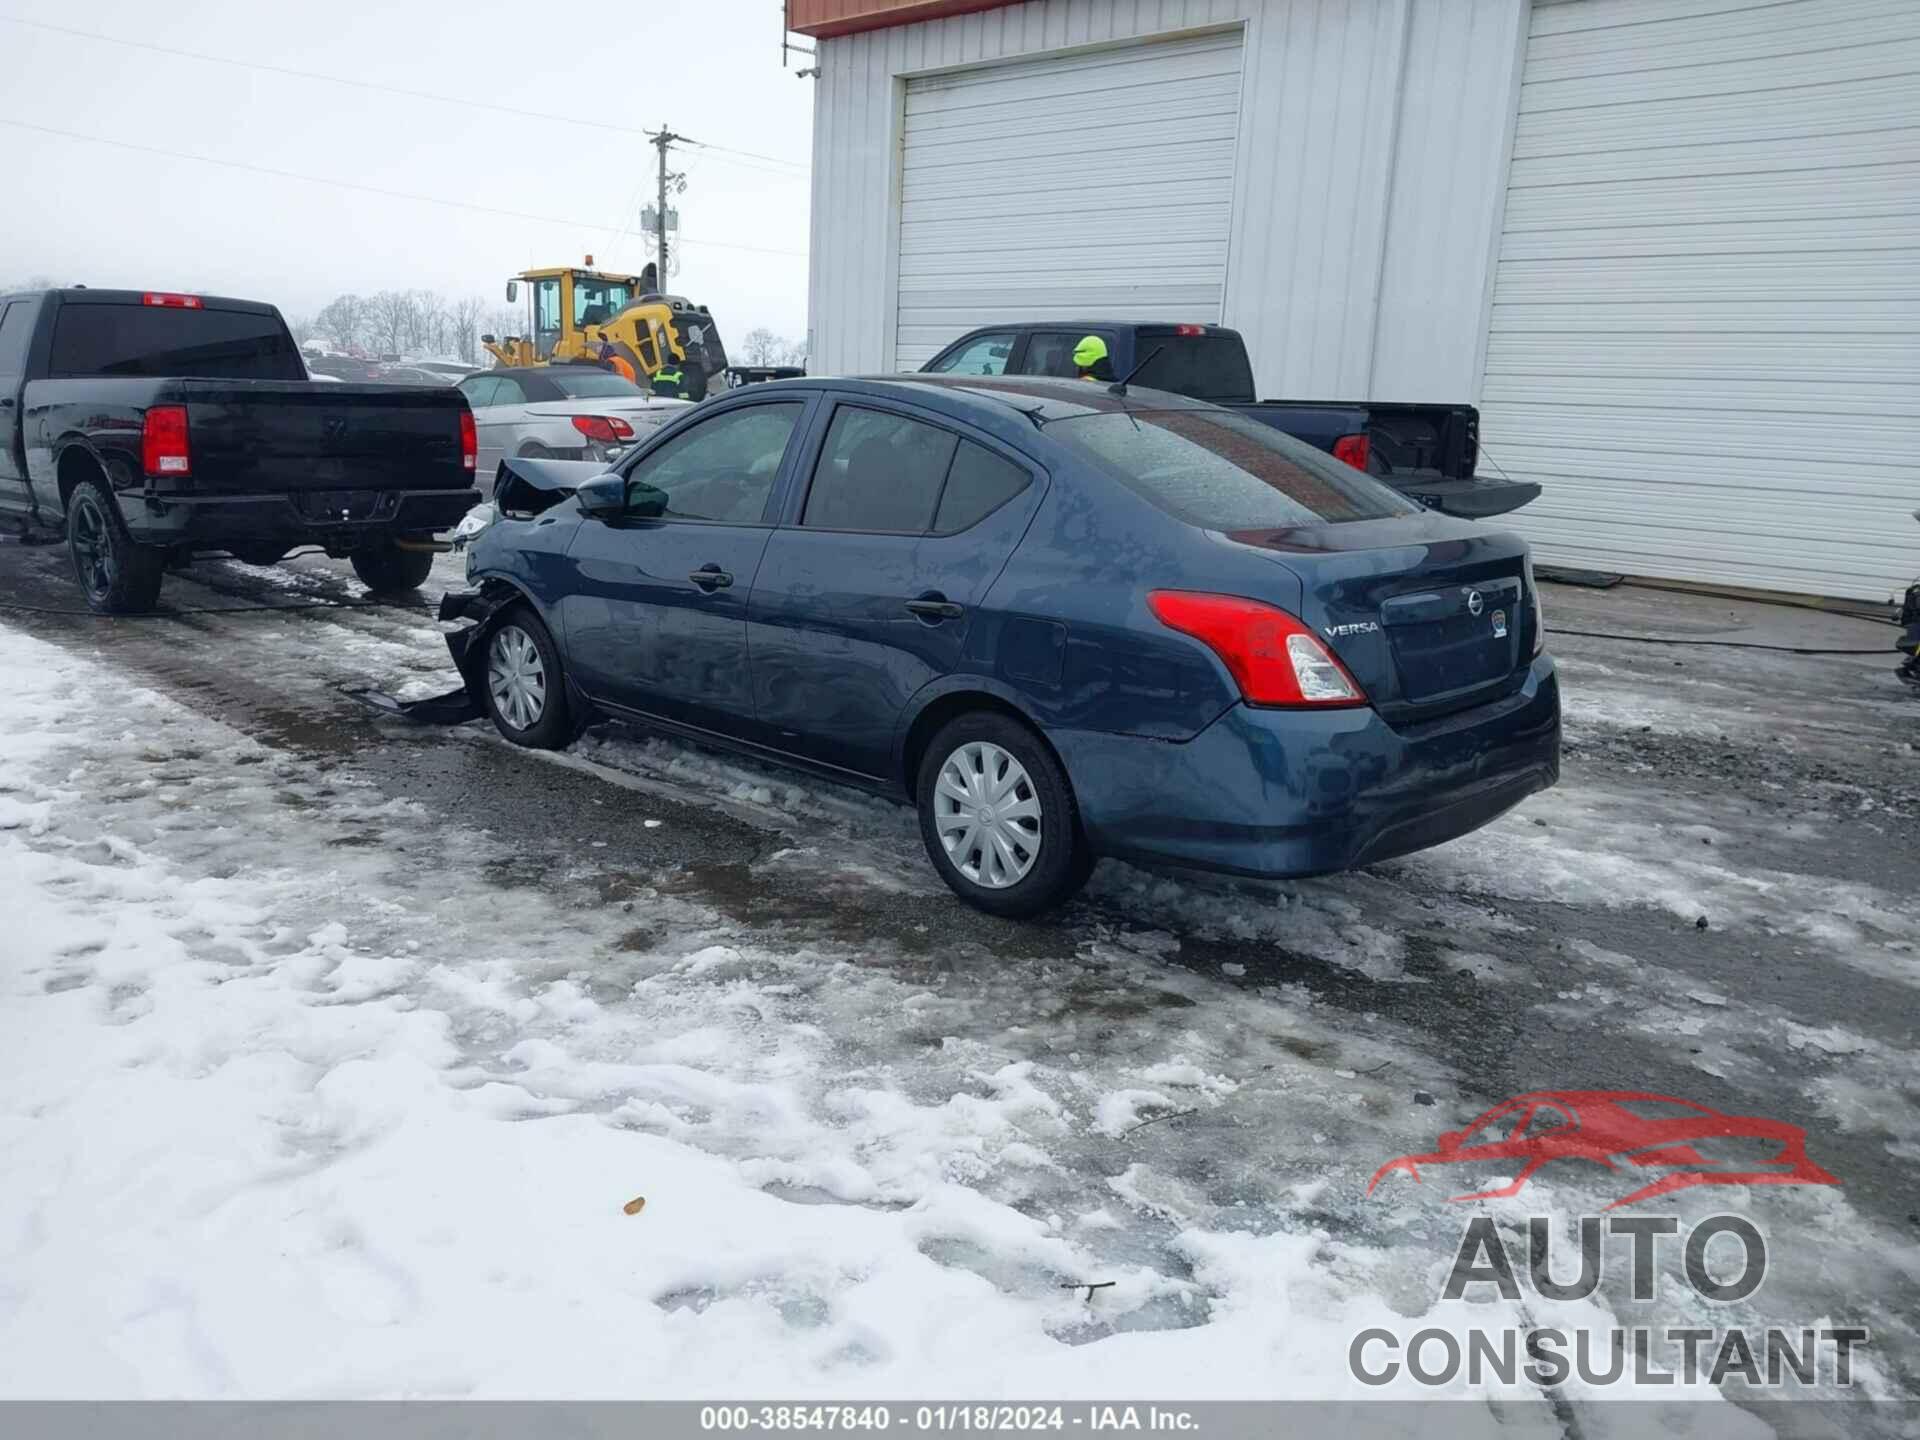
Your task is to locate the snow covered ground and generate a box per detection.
[0,553,1916,1429]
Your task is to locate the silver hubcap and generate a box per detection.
[934,740,1042,889]
[488,625,547,731]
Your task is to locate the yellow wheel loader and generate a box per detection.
[479,260,728,399]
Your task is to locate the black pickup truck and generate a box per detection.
[921,321,1539,519]
[0,288,480,612]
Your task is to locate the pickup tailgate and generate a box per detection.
[169,381,470,495]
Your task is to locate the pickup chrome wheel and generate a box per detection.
[934,741,1042,889]
[480,604,572,750]
[65,477,164,614]
[915,712,1092,919]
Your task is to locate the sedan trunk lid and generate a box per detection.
[1224,511,1537,722]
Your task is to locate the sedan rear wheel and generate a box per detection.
[916,712,1091,918]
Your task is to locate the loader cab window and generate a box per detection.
[573,276,633,329]
[532,277,563,360]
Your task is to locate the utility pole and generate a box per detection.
[646,127,689,290]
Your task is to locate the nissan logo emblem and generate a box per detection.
[1466,589,1484,617]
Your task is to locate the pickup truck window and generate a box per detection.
[1132,336,1254,403]
[49,305,304,381]
[928,333,1015,376]
[1053,409,1420,528]
[1018,331,1110,379]
[0,302,33,371]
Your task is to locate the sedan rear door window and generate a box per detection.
[1053,408,1421,528]
[624,401,804,524]
[803,406,957,533]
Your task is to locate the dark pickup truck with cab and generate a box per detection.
[0,287,480,612]
[922,321,1538,519]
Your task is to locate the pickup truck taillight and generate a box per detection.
[459,411,477,472]
[142,405,191,478]
[1332,434,1371,472]
[571,415,635,444]
[1148,591,1366,708]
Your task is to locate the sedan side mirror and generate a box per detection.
[574,473,627,518]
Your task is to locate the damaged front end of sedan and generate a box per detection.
[344,456,603,727]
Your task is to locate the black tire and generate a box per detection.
[480,604,572,750]
[66,477,164,614]
[351,540,435,594]
[915,711,1091,918]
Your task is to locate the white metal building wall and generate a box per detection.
[806,0,1527,398]
[1482,0,1920,602]
[893,30,1245,369]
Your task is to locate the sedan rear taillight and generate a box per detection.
[1148,591,1366,707]
[571,415,635,444]
[1525,555,1545,656]
[1332,433,1370,472]
[459,410,477,472]
[141,405,191,478]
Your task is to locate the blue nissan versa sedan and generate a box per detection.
[455,375,1560,916]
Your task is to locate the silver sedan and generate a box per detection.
[457,366,691,476]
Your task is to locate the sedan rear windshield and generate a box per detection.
[1052,409,1421,528]
[49,304,305,381]
[533,370,646,400]
[1130,336,1254,402]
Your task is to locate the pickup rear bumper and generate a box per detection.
[123,487,481,550]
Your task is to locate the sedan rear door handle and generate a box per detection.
[905,598,964,621]
[689,565,733,591]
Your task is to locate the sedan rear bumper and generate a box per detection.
[1055,656,1560,879]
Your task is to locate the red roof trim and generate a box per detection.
[788,0,1019,40]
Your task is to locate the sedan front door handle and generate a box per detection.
[689,566,733,591]
[904,598,964,621]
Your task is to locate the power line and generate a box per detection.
[0,118,808,259]
[0,13,811,172]
[687,139,810,173]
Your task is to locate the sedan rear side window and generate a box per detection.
[936,441,1029,533]
[1053,409,1421,528]
[804,407,957,533]
[48,304,305,380]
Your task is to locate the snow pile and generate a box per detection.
[0,619,1861,1419]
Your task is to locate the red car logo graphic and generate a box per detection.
[1367,1090,1839,1211]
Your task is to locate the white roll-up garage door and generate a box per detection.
[1481,0,1920,602]
[893,30,1244,371]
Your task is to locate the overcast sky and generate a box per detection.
[0,0,815,342]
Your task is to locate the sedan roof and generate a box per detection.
[830,373,1218,425]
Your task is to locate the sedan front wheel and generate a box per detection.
[482,605,572,749]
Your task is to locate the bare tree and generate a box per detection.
[285,314,317,346]
[779,335,809,370]
[366,291,417,357]
[739,327,784,365]
[449,296,486,364]
[314,293,372,351]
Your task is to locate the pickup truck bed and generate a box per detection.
[920,321,1539,519]
[0,287,478,611]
